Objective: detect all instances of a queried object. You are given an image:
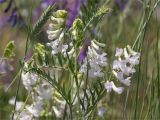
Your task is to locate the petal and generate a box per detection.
[104,81,113,92]
[115,48,123,57]
[111,82,124,94]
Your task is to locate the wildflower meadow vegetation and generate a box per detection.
[0,0,160,120]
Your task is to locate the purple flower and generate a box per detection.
[0,0,6,3]
[115,0,128,11]
[41,0,55,7]
[18,16,23,28]
[7,8,23,28]
[4,0,13,13]
[41,0,87,28]
[66,0,82,28]
[78,39,91,63]
[82,0,87,6]
[66,0,88,28]
[8,8,17,26]
[0,0,24,28]
[78,48,87,63]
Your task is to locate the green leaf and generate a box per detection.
[30,5,55,40]
[83,5,111,32]
[3,41,16,59]
[96,5,110,16]
[34,43,45,56]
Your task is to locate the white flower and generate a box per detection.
[50,16,65,24]
[36,83,52,100]
[113,60,127,69]
[112,45,140,87]
[47,10,67,41]
[18,110,33,120]
[91,41,99,50]
[104,81,124,94]
[113,59,136,75]
[80,62,87,73]
[115,48,123,57]
[46,32,68,56]
[89,68,104,78]
[47,28,63,40]
[112,71,131,86]
[120,77,131,86]
[9,97,24,111]
[52,106,63,118]
[128,53,140,65]
[21,72,38,90]
[80,40,107,78]
[26,100,43,117]
[97,107,106,117]
[46,10,69,57]
[52,100,66,118]
[47,40,59,54]
[96,53,108,66]
[62,44,69,57]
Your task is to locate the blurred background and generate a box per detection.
[0,0,160,119]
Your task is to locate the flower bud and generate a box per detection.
[53,10,67,18]
[71,18,83,41]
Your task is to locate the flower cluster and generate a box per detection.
[46,10,69,56]
[11,71,53,119]
[21,72,38,91]
[105,45,140,94]
[7,4,142,118]
[80,40,107,78]
[52,92,67,118]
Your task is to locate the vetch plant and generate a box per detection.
[46,10,68,56]
[6,3,141,120]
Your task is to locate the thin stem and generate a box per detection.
[74,46,82,117]
[85,57,89,90]
[15,92,31,120]
[11,70,22,120]
[37,65,68,71]
[69,104,73,120]
[11,3,33,117]
[132,0,160,49]
[5,69,21,92]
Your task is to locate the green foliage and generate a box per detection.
[2,41,16,59]
[81,0,111,32]
[1,0,160,120]
[29,5,55,40]
[71,18,84,46]
[96,5,111,17]
[34,43,45,56]
[53,10,67,18]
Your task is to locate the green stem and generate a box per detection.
[132,0,160,49]
[11,70,22,120]
[5,70,21,92]
[11,8,31,118]
[74,46,82,117]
